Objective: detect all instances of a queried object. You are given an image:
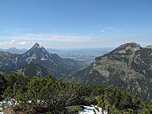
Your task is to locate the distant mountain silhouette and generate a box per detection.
[0,47,27,54]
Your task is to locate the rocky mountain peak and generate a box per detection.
[107,42,142,56]
[0,43,82,79]
[32,43,41,49]
[116,42,141,51]
[28,43,47,53]
[22,43,50,62]
[70,42,152,101]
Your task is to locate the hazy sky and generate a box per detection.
[0,0,152,49]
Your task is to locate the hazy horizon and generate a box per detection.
[0,0,152,49]
[0,42,115,50]
[0,42,151,50]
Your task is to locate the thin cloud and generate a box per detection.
[106,26,114,30]
[100,26,122,33]
[0,40,15,45]
[0,33,94,43]
[100,30,105,33]
[18,41,29,45]
[0,40,34,49]
[0,33,97,49]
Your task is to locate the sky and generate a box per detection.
[0,0,152,49]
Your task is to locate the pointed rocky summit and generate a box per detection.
[0,43,82,78]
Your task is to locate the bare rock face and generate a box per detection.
[70,42,152,101]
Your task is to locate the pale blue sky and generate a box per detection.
[0,0,152,49]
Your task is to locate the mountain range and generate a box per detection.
[0,48,27,54]
[0,47,112,65]
[1,42,152,101]
[67,42,152,101]
[0,43,82,78]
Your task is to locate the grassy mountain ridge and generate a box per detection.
[67,42,152,101]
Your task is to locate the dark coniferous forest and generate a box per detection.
[0,73,152,114]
